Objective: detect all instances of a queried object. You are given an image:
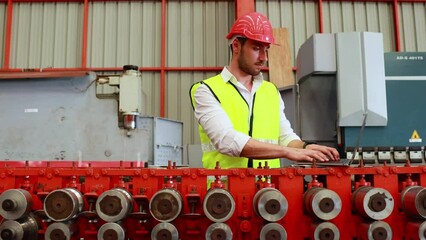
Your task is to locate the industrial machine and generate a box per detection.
[295,32,426,166]
[0,34,425,239]
[0,65,183,166]
[0,160,425,239]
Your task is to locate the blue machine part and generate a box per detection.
[344,52,426,147]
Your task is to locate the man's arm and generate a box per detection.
[287,139,340,161]
[241,138,331,162]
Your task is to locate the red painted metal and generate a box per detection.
[322,0,425,2]
[318,0,324,33]
[160,0,166,117]
[0,160,424,239]
[235,0,254,19]
[1,0,218,1]
[393,0,402,52]
[3,0,13,69]
[1,0,426,2]
[0,66,269,79]
[81,0,89,68]
[164,66,222,71]
[0,71,89,79]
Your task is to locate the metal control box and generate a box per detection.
[137,116,183,166]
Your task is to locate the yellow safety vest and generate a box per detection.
[190,74,281,169]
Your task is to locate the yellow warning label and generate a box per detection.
[409,130,422,143]
[411,130,420,139]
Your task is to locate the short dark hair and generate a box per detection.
[237,37,247,45]
[230,37,247,53]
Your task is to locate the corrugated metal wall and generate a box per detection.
[399,2,426,51]
[256,1,396,58]
[167,1,232,67]
[0,4,7,67]
[321,1,395,52]
[2,0,426,147]
[88,1,162,68]
[10,3,82,68]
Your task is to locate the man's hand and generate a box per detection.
[240,138,340,162]
[284,146,339,162]
[304,144,340,161]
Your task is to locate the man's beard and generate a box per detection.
[238,49,264,76]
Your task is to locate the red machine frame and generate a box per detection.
[0,160,425,239]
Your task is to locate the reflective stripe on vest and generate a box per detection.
[190,74,281,169]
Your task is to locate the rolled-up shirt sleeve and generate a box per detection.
[193,85,250,157]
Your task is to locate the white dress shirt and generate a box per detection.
[193,67,300,157]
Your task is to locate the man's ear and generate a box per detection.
[231,39,240,54]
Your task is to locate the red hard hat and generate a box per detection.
[226,12,276,45]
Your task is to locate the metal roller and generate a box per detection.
[304,187,342,221]
[253,188,288,222]
[0,214,38,240]
[45,222,77,240]
[44,188,83,222]
[365,221,392,240]
[151,222,179,240]
[205,222,233,240]
[260,222,287,240]
[401,186,426,218]
[149,188,182,222]
[313,222,340,240]
[97,222,125,240]
[353,186,394,220]
[0,189,32,220]
[418,221,426,240]
[203,188,235,223]
[96,188,133,222]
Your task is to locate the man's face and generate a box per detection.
[237,39,270,76]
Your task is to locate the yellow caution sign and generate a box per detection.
[409,130,422,143]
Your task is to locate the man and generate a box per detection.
[190,12,339,169]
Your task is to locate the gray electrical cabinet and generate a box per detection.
[295,32,388,146]
[296,32,426,152]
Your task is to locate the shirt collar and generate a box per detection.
[220,67,264,84]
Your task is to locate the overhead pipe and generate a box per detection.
[0,66,288,79]
[0,71,90,79]
[0,67,236,72]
